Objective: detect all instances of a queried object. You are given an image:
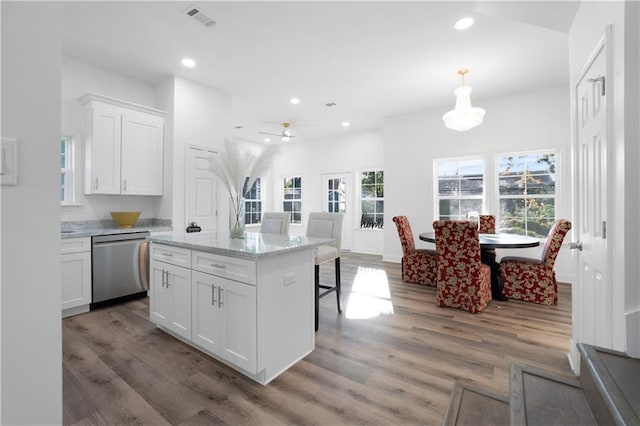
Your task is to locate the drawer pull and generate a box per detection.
[210,263,226,269]
[162,253,174,257]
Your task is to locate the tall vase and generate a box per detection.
[229,196,245,239]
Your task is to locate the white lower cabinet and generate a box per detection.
[150,261,191,340]
[192,271,257,373]
[61,237,92,317]
[149,241,314,385]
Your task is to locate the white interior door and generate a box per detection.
[321,173,352,250]
[573,35,613,360]
[186,147,218,233]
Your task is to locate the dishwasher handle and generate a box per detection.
[138,241,149,291]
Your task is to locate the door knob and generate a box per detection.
[569,242,583,251]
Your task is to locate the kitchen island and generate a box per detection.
[147,232,332,385]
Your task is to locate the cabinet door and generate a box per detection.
[86,105,122,194]
[191,271,220,354]
[150,260,191,340]
[167,262,191,340]
[61,251,91,310]
[150,261,172,328]
[219,277,257,373]
[121,111,164,196]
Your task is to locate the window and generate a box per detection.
[60,136,75,205]
[283,176,302,224]
[244,177,262,225]
[360,170,384,229]
[497,152,556,238]
[436,158,484,220]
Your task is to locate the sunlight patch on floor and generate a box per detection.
[345,266,394,319]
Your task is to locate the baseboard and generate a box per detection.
[625,309,640,357]
[382,255,401,263]
[568,337,581,375]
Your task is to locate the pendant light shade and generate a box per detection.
[442,69,485,132]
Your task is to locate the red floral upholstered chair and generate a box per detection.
[433,221,492,313]
[478,215,496,234]
[392,216,437,286]
[499,219,572,305]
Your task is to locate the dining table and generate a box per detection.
[418,232,540,249]
[418,231,540,301]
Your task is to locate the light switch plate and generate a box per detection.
[1,138,18,186]
[283,272,296,287]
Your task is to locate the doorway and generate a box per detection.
[321,172,352,250]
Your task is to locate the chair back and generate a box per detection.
[392,216,416,257]
[433,220,483,279]
[541,219,572,268]
[306,212,343,252]
[478,215,496,234]
[260,212,291,235]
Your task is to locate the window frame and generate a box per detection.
[495,149,559,238]
[282,175,303,225]
[358,169,384,230]
[434,156,486,221]
[60,135,79,206]
[243,177,263,226]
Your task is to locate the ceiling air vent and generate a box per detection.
[183,5,216,27]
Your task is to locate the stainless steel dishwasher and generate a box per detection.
[92,231,150,307]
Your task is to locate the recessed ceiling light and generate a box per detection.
[290,97,301,104]
[264,138,271,142]
[454,17,474,30]
[342,121,351,127]
[181,58,196,68]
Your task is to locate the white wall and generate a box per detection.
[156,76,232,233]
[570,1,640,357]
[272,129,385,254]
[382,87,573,281]
[1,3,62,424]
[61,56,160,222]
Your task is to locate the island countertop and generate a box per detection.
[148,231,333,259]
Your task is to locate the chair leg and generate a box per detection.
[315,264,320,332]
[335,257,342,313]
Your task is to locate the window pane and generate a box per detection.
[460,177,483,195]
[499,175,524,195]
[438,178,460,196]
[361,184,375,198]
[439,199,459,217]
[460,199,482,215]
[376,200,384,213]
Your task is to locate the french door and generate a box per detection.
[321,173,352,251]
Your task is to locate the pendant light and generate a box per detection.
[442,69,486,132]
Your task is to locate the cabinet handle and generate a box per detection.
[218,286,223,308]
[95,177,99,191]
[210,263,226,269]
[162,252,174,257]
[166,272,171,288]
[212,285,217,306]
[123,179,127,192]
[161,270,166,287]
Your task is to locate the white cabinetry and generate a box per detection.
[81,92,164,196]
[61,237,92,317]
[150,245,191,339]
[192,252,257,373]
[149,241,314,385]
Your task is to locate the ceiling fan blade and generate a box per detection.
[257,131,281,136]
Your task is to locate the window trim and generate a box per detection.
[434,156,486,221]
[243,177,263,226]
[61,135,81,207]
[358,169,384,231]
[495,149,559,238]
[282,175,303,225]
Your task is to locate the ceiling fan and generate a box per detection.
[258,122,295,141]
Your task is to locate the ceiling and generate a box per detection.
[61,1,579,144]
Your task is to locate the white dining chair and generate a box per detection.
[306,212,344,331]
[259,212,291,235]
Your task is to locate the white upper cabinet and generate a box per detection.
[81,92,164,196]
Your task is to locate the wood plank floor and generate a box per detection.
[63,252,574,425]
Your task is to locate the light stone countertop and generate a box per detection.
[61,218,173,239]
[148,231,333,259]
